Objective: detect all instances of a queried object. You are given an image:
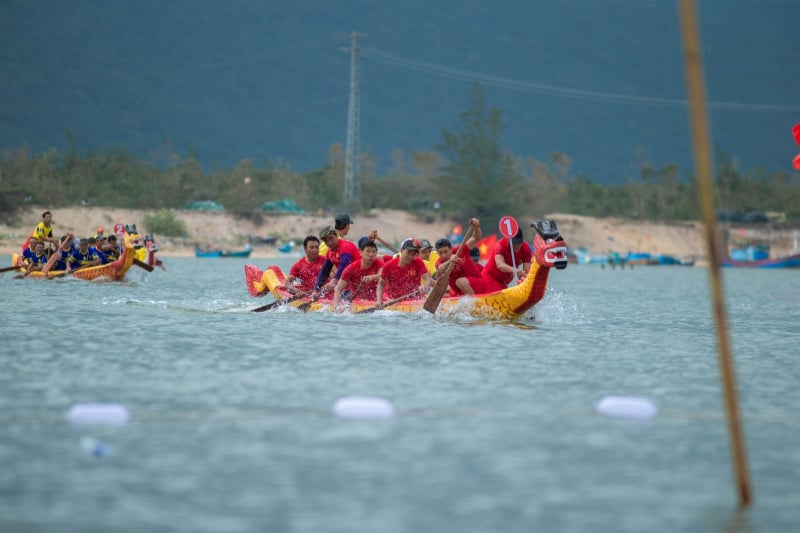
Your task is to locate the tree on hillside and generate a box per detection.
[434,82,527,223]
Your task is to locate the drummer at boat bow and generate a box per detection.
[284,235,326,295]
[311,226,361,301]
[376,238,432,306]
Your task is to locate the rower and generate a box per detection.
[284,235,327,295]
[376,238,431,306]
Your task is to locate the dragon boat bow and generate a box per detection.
[245,220,568,320]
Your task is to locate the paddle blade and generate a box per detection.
[793,123,800,146]
[133,258,154,272]
[0,265,24,273]
[252,293,304,312]
[423,273,451,314]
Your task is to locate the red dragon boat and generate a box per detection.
[244,220,568,320]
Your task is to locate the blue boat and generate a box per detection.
[722,254,800,268]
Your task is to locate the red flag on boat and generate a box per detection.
[793,123,800,169]
[476,234,497,262]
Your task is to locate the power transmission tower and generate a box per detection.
[344,32,361,205]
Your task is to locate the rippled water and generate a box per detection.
[1,255,799,532]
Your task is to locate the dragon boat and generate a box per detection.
[244,220,568,320]
[10,225,144,281]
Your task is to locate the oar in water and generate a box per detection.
[354,289,422,315]
[297,288,331,312]
[423,223,475,314]
[0,265,23,274]
[133,258,154,272]
[252,293,305,313]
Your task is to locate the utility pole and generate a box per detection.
[344,32,361,205]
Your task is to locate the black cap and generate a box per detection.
[420,239,432,250]
[401,238,422,251]
[434,238,452,250]
[512,229,524,244]
[334,213,353,226]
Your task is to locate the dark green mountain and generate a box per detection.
[2,0,798,183]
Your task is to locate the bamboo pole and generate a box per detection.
[677,0,752,507]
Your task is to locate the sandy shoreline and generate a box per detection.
[2,206,797,261]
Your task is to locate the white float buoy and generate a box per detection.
[595,395,657,420]
[67,403,130,426]
[332,396,395,419]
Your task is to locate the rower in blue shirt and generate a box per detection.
[67,238,102,273]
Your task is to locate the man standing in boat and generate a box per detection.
[284,235,327,295]
[376,238,431,306]
[332,238,384,311]
[31,210,56,250]
[480,228,532,293]
[434,218,485,296]
[310,226,361,301]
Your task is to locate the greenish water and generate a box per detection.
[1,256,799,532]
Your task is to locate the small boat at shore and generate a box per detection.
[196,244,252,258]
[723,242,800,268]
[722,254,800,268]
[244,220,569,320]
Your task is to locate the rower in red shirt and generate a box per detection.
[377,238,431,305]
[434,217,485,296]
[311,226,361,300]
[333,238,384,311]
[284,235,327,295]
[481,228,532,293]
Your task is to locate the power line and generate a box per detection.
[362,48,800,113]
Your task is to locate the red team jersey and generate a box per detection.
[289,256,327,292]
[327,239,361,276]
[380,256,428,298]
[435,245,485,295]
[482,237,532,292]
[339,259,384,300]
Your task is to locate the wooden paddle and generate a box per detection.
[297,287,331,312]
[41,233,73,275]
[354,289,422,315]
[423,224,474,314]
[133,258,155,272]
[0,265,23,274]
[374,235,398,254]
[252,293,305,312]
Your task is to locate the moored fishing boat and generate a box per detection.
[195,244,252,258]
[245,220,569,320]
[722,254,800,268]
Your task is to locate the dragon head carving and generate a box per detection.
[531,220,568,270]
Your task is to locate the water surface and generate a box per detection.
[1,256,798,532]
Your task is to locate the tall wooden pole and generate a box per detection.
[677,0,752,507]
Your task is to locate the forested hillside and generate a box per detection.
[1,1,798,184]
